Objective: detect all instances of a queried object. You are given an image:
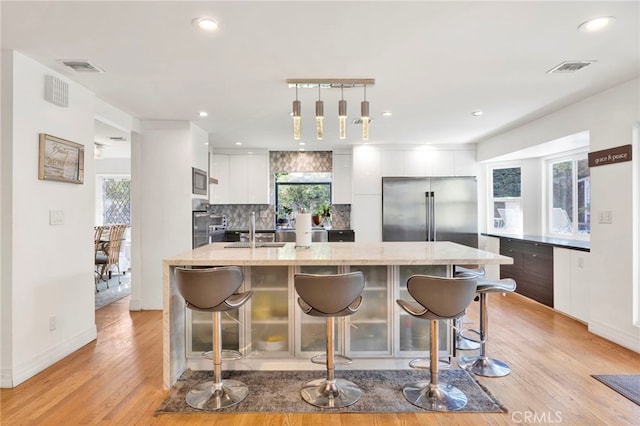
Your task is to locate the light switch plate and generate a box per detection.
[598,210,612,224]
[49,210,64,225]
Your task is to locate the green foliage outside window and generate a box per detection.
[493,167,521,198]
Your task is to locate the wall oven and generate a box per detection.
[192,200,226,248]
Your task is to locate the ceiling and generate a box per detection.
[2,1,638,156]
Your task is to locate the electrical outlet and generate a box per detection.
[49,315,57,331]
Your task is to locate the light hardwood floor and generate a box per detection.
[2,292,639,425]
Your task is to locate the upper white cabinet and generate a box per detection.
[210,152,269,204]
[209,153,230,204]
[352,147,382,195]
[332,154,352,204]
[453,150,477,176]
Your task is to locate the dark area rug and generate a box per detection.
[156,369,506,414]
[95,273,131,309]
[591,374,640,406]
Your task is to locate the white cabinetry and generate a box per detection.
[332,154,352,204]
[553,247,589,323]
[352,147,382,195]
[210,152,269,204]
[209,153,230,204]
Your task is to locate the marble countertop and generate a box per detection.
[482,233,590,251]
[163,241,513,267]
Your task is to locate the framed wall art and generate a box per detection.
[38,133,84,184]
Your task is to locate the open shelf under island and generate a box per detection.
[162,241,513,390]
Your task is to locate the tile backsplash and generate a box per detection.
[210,204,351,230]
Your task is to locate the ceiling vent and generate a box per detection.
[58,60,105,73]
[108,136,127,142]
[546,60,595,74]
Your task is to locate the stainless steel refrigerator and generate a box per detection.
[382,177,478,247]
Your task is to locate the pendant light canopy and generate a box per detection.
[286,78,374,141]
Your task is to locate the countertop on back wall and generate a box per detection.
[482,232,590,252]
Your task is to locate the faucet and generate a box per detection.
[249,212,256,248]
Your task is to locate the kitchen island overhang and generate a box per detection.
[162,241,513,390]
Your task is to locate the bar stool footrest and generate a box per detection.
[203,350,243,361]
[311,353,353,365]
[408,357,452,370]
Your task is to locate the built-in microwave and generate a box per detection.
[192,167,207,196]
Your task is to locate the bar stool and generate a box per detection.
[294,271,365,408]
[175,266,253,410]
[396,275,477,411]
[458,278,516,377]
[453,265,486,351]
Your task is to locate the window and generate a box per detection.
[490,166,522,234]
[275,172,331,227]
[101,177,131,226]
[548,154,590,238]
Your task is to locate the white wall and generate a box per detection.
[1,51,97,386]
[477,78,640,352]
[136,121,193,310]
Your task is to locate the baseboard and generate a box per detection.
[129,297,142,311]
[7,326,97,388]
[589,319,640,353]
[1,368,13,388]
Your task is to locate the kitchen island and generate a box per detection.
[162,241,513,389]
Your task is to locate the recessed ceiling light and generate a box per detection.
[192,17,218,31]
[472,110,484,116]
[299,142,305,146]
[235,142,242,145]
[247,151,253,155]
[299,148,305,151]
[382,111,392,117]
[578,16,616,32]
[198,111,208,117]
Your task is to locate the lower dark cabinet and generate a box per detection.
[328,229,355,242]
[500,238,553,307]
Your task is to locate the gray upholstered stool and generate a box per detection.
[175,266,253,410]
[458,278,516,377]
[453,265,486,351]
[396,275,477,411]
[294,271,365,408]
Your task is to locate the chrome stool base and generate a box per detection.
[403,380,467,411]
[185,379,249,410]
[458,355,511,377]
[300,378,362,408]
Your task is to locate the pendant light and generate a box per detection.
[338,85,347,140]
[292,85,301,140]
[361,84,370,141]
[315,86,324,140]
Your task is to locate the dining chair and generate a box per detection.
[95,224,127,289]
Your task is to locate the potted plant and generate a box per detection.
[314,204,332,227]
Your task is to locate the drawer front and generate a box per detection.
[523,250,553,279]
[328,230,355,242]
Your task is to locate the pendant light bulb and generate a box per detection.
[338,86,347,140]
[292,85,301,140]
[315,86,324,140]
[361,85,370,141]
